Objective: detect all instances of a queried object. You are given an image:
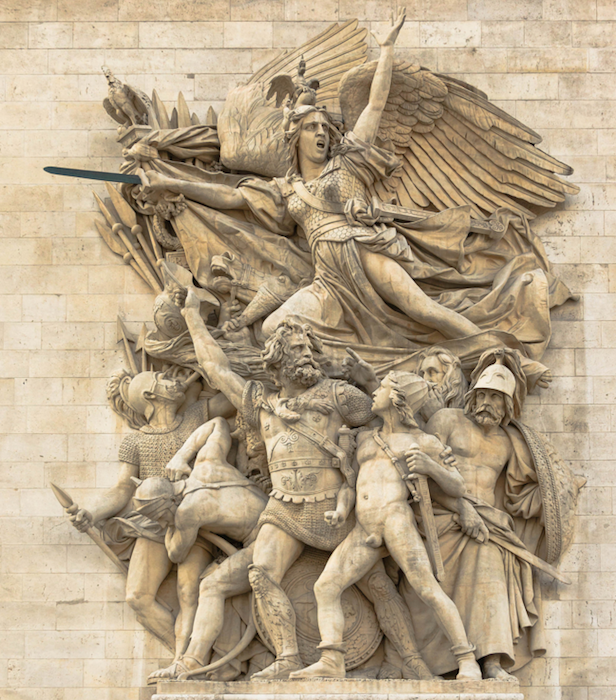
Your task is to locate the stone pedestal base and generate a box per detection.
[154,678,524,700]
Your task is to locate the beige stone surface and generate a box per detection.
[0,0,613,696]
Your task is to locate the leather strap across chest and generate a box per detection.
[292,179,346,214]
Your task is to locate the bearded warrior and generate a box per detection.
[401,355,584,679]
[293,372,482,681]
[182,284,458,680]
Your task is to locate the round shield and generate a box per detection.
[513,420,586,565]
[253,547,383,669]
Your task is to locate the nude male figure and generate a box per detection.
[148,416,268,682]
[179,287,379,679]
[293,372,481,680]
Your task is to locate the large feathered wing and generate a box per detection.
[218,19,368,177]
[339,60,580,219]
[218,82,292,177]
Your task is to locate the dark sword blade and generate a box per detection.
[44,166,141,185]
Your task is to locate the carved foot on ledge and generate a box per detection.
[484,659,517,682]
[251,655,304,681]
[289,649,345,680]
[147,658,192,685]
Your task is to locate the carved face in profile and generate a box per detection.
[371,375,394,415]
[297,112,330,165]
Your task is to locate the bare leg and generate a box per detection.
[359,247,481,339]
[316,527,381,646]
[149,546,254,683]
[290,526,381,679]
[187,546,254,665]
[249,524,305,680]
[383,506,481,680]
[175,546,214,659]
[125,537,174,649]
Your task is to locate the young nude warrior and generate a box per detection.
[292,372,481,680]
[146,416,269,681]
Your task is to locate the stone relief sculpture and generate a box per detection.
[47,11,588,692]
[65,368,216,654]
[292,371,481,681]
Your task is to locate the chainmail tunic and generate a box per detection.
[118,400,209,479]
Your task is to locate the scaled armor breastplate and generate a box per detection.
[286,160,369,249]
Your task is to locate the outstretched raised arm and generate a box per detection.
[182,289,247,410]
[138,168,248,210]
[353,8,406,144]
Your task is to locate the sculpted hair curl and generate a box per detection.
[261,319,323,376]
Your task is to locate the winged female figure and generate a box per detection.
[135,11,577,370]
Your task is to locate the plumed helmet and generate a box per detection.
[473,364,516,399]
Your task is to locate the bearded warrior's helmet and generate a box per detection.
[465,362,517,426]
[473,364,517,399]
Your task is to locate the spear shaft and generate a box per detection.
[50,482,176,651]
[50,482,129,575]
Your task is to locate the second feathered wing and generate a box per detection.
[339,60,579,220]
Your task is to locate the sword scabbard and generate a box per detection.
[414,474,445,582]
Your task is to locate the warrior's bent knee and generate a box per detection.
[314,573,344,603]
[198,576,227,603]
[126,590,155,615]
[177,577,199,604]
[409,580,440,604]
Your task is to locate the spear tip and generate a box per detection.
[50,482,73,508]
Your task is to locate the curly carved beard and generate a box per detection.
[473,402,503,427]
[280,357,322,387]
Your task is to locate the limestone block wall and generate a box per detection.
[0,1,613,698]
